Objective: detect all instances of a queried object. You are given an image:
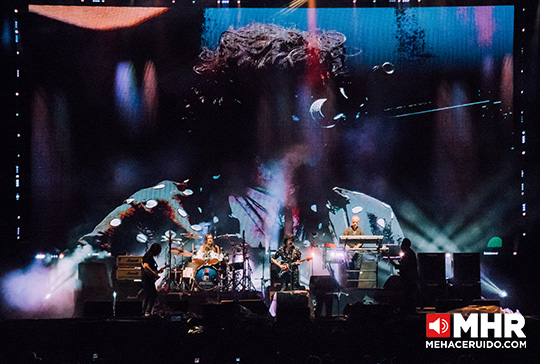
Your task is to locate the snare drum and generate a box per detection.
[195,265,219,291]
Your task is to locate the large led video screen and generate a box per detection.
[25,4,514,258]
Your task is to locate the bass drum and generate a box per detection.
[195,265,219,291]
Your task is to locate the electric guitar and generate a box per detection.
[380,247,400,269]
[143,264,170,282]
[277,257,313,277]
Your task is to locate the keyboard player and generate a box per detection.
[343,215,364,270]
[343,215,364,237]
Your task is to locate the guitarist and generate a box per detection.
[386,238,419,315]
[271,234,302,291]
[141,243,164,317]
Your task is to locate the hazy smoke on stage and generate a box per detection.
[1,244,106,319]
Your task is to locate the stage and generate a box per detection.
[2,2,540,362]
[2,284,539,364]
[2,303,539,364]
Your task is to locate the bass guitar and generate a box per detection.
[143,264,170,282]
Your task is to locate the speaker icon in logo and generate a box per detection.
[426,314,451,338]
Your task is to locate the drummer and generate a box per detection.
[194,233,221,266]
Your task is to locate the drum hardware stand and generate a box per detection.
[258,243,271,295]
[162,232,195,292]
[239,238,256,292]
[234,259,255,292]
[218,256,231,293]
[333,290,349,316]
[160,232,176,291]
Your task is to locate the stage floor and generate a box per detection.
[2,300,539,364]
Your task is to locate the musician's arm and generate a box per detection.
[387,255,399,269]
[271,257,279,266]
[271,257,286,270]
[142,262,159,279]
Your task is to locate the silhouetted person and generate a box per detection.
[141,243,165,316]
[388,238,419,314]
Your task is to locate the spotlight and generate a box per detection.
[499,291,508,298]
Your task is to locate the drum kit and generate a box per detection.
[162,233,255,292]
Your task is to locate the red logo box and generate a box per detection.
[426,314,451,338]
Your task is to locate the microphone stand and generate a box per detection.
[165,233,173,290]
[289,242,294,291]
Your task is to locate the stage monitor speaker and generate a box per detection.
[115,301,141,317]
[203,303,241,327]
[165,294,189,313]
[436,298,465,313]
[79,261,112,288]
[239,299,268,316]
[419,282,447,309]
[453,253,480,283]
[112,280,142,300]
[276,291,311,323]
[309,275,338,295]
[83,301,112,318]
[418,253,445,282]
[220,299,268,317]
[345,303,390,326]
[450,282,481,304]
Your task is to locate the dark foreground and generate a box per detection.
[2,303,539,364]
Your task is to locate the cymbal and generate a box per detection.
[181,232,202,239]
[161,236,184,243]
[215,234,242,242]
[171,248,193,257]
